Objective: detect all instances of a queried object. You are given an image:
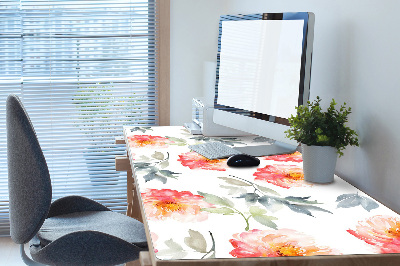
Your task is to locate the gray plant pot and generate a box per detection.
[301,144,338,184]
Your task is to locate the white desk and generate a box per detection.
[121,126,400,266]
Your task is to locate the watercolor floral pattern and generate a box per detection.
[155,230,216,260]
[229,229,339,257]
[254,165,307,189]
[128,135,173,148]
[347,215,400,253]
[215,175,331,222]
[141,188,214,222]
[124,126,400,261]
[263,151,303,163]
[178,151,227,171]
[150,232,159,253]
[133,151,180,184]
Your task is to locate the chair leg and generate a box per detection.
[20,244,45,266]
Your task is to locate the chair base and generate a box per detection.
[20,244,45,266]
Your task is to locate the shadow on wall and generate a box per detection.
[336,111,398,210]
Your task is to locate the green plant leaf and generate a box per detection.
[284,203,332,217]
[336,193,379,212]
[206,251,215,259]
[139,155,151,161]
[255,184,280,196]
[143,171,167,184]
[157,239,188,259]
[134,162,151,170]
[220,185,247,195]
[184,230,207,253]
[336,194,361,208]
[336,193,355,202]
[258,196,285,212]
[360,197,379,212]
[159,170,179,179]
[218,176,251,186]
[166,136,187,146]
[165,239,183,250]
[249,206,267,216]
[201,207,235,215]
[304,205,333,214]
[285,203,313,216]
[151,151,165,160]
[284,196,319,204]
[252,214,278,229]
[198,192,234,208]
[237,193,259,203]
[285,96,359,157]
[159,160,169,169]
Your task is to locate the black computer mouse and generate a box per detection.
[227,154,260,167]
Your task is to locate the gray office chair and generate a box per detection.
[6,94,148,265]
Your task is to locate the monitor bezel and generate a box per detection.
[213,12,314,126]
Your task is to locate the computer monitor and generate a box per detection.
[213,12,315,156]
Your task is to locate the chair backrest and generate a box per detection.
[6,94,52,244]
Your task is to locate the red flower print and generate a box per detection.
[141,189,214,222]
[253,165,306,189]
[127,135,172,148]
[264,151,303,163]
[229,229,339,258]
[178,151,227,171]
[347,215,400,253]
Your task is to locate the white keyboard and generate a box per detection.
[189,142,243,160]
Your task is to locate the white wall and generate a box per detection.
[170,0,400,212]
[170,0,228,125]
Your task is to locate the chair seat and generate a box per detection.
[37,211,147,248]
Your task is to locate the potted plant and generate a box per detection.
[285,96,359,183]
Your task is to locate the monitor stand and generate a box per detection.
[234,141,298,157]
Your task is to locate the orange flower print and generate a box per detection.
[347,215,400,253]
[178,151,227,171]
[253,165,306,189]
[128,135,172,148]
[141,189,214,222]
[229,229,339,258]
[264,151,303,163]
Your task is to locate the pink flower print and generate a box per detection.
[347,215,400,253]
[141,189,214,222]
[178,151,227,171]
[253,165,306,189]
[150,232,159,253]
[229,229,339,258]
[128,135,172,148]
[263,151,303,163]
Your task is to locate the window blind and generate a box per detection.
[0,0,159,236]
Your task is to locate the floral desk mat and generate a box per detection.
[124,126,400,260]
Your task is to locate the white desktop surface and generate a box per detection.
[124,126,400,264]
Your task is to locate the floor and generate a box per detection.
[0,237,25,266]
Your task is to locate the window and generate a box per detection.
[0,0,169,236]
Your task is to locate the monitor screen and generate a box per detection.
[213,13,315,156]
